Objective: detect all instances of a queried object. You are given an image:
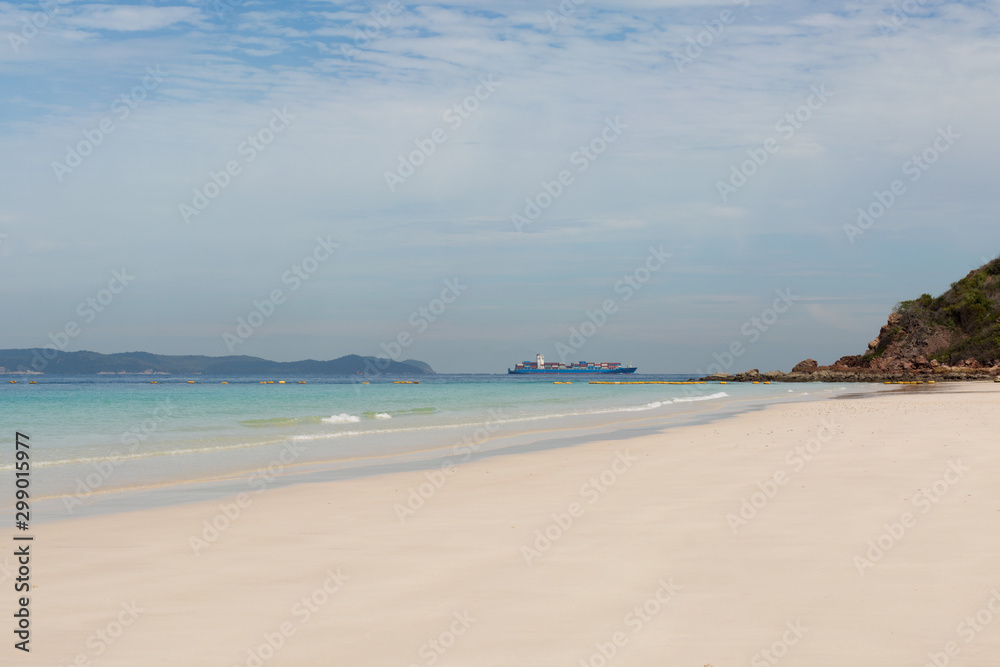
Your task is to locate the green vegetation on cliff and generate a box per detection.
[886,255,1000,365]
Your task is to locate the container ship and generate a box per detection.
[508,354,637,375]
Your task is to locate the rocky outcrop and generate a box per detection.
[699,366,996,383]
[700,255,1000,383]
[791,359,818,373]
[858,311,959,372]
[855,259,1000,372]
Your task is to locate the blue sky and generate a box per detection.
[1,0,998,373]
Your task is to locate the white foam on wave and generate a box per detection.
[672,391,729,403]
[322,413,361,424]
[616,400,668,412]
[373,413,392,419]
[294,391,736,442]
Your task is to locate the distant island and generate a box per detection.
[705,255,1000,383]
[0,350,434,376]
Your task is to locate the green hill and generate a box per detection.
[0,350,434,376]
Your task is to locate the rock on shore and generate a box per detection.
[700,366,997,383]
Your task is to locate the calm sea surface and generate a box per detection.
[0,374,873,517]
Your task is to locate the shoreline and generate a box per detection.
[13,383,878,524]
[6,383,998,665]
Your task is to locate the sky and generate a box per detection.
[1,0,998,374]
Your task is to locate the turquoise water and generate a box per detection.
[0,374,860,515]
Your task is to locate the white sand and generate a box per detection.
[4,384,1000,666]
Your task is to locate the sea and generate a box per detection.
[0,374,877,521]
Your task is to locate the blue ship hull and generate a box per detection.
[507,367,637,375]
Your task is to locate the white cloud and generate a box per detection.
[67,5,200,32]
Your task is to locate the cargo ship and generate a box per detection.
[508,354,637,375]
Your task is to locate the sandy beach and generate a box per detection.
[5,383,1000,666]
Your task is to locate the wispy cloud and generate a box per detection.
[66,5,201,32]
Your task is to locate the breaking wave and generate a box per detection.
[322,413,362,424]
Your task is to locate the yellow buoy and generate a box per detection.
[260,381,266,384]
[221,381,228,384]
[278,381,285,384]
[299,381,306,384]
[29,381,36,384]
